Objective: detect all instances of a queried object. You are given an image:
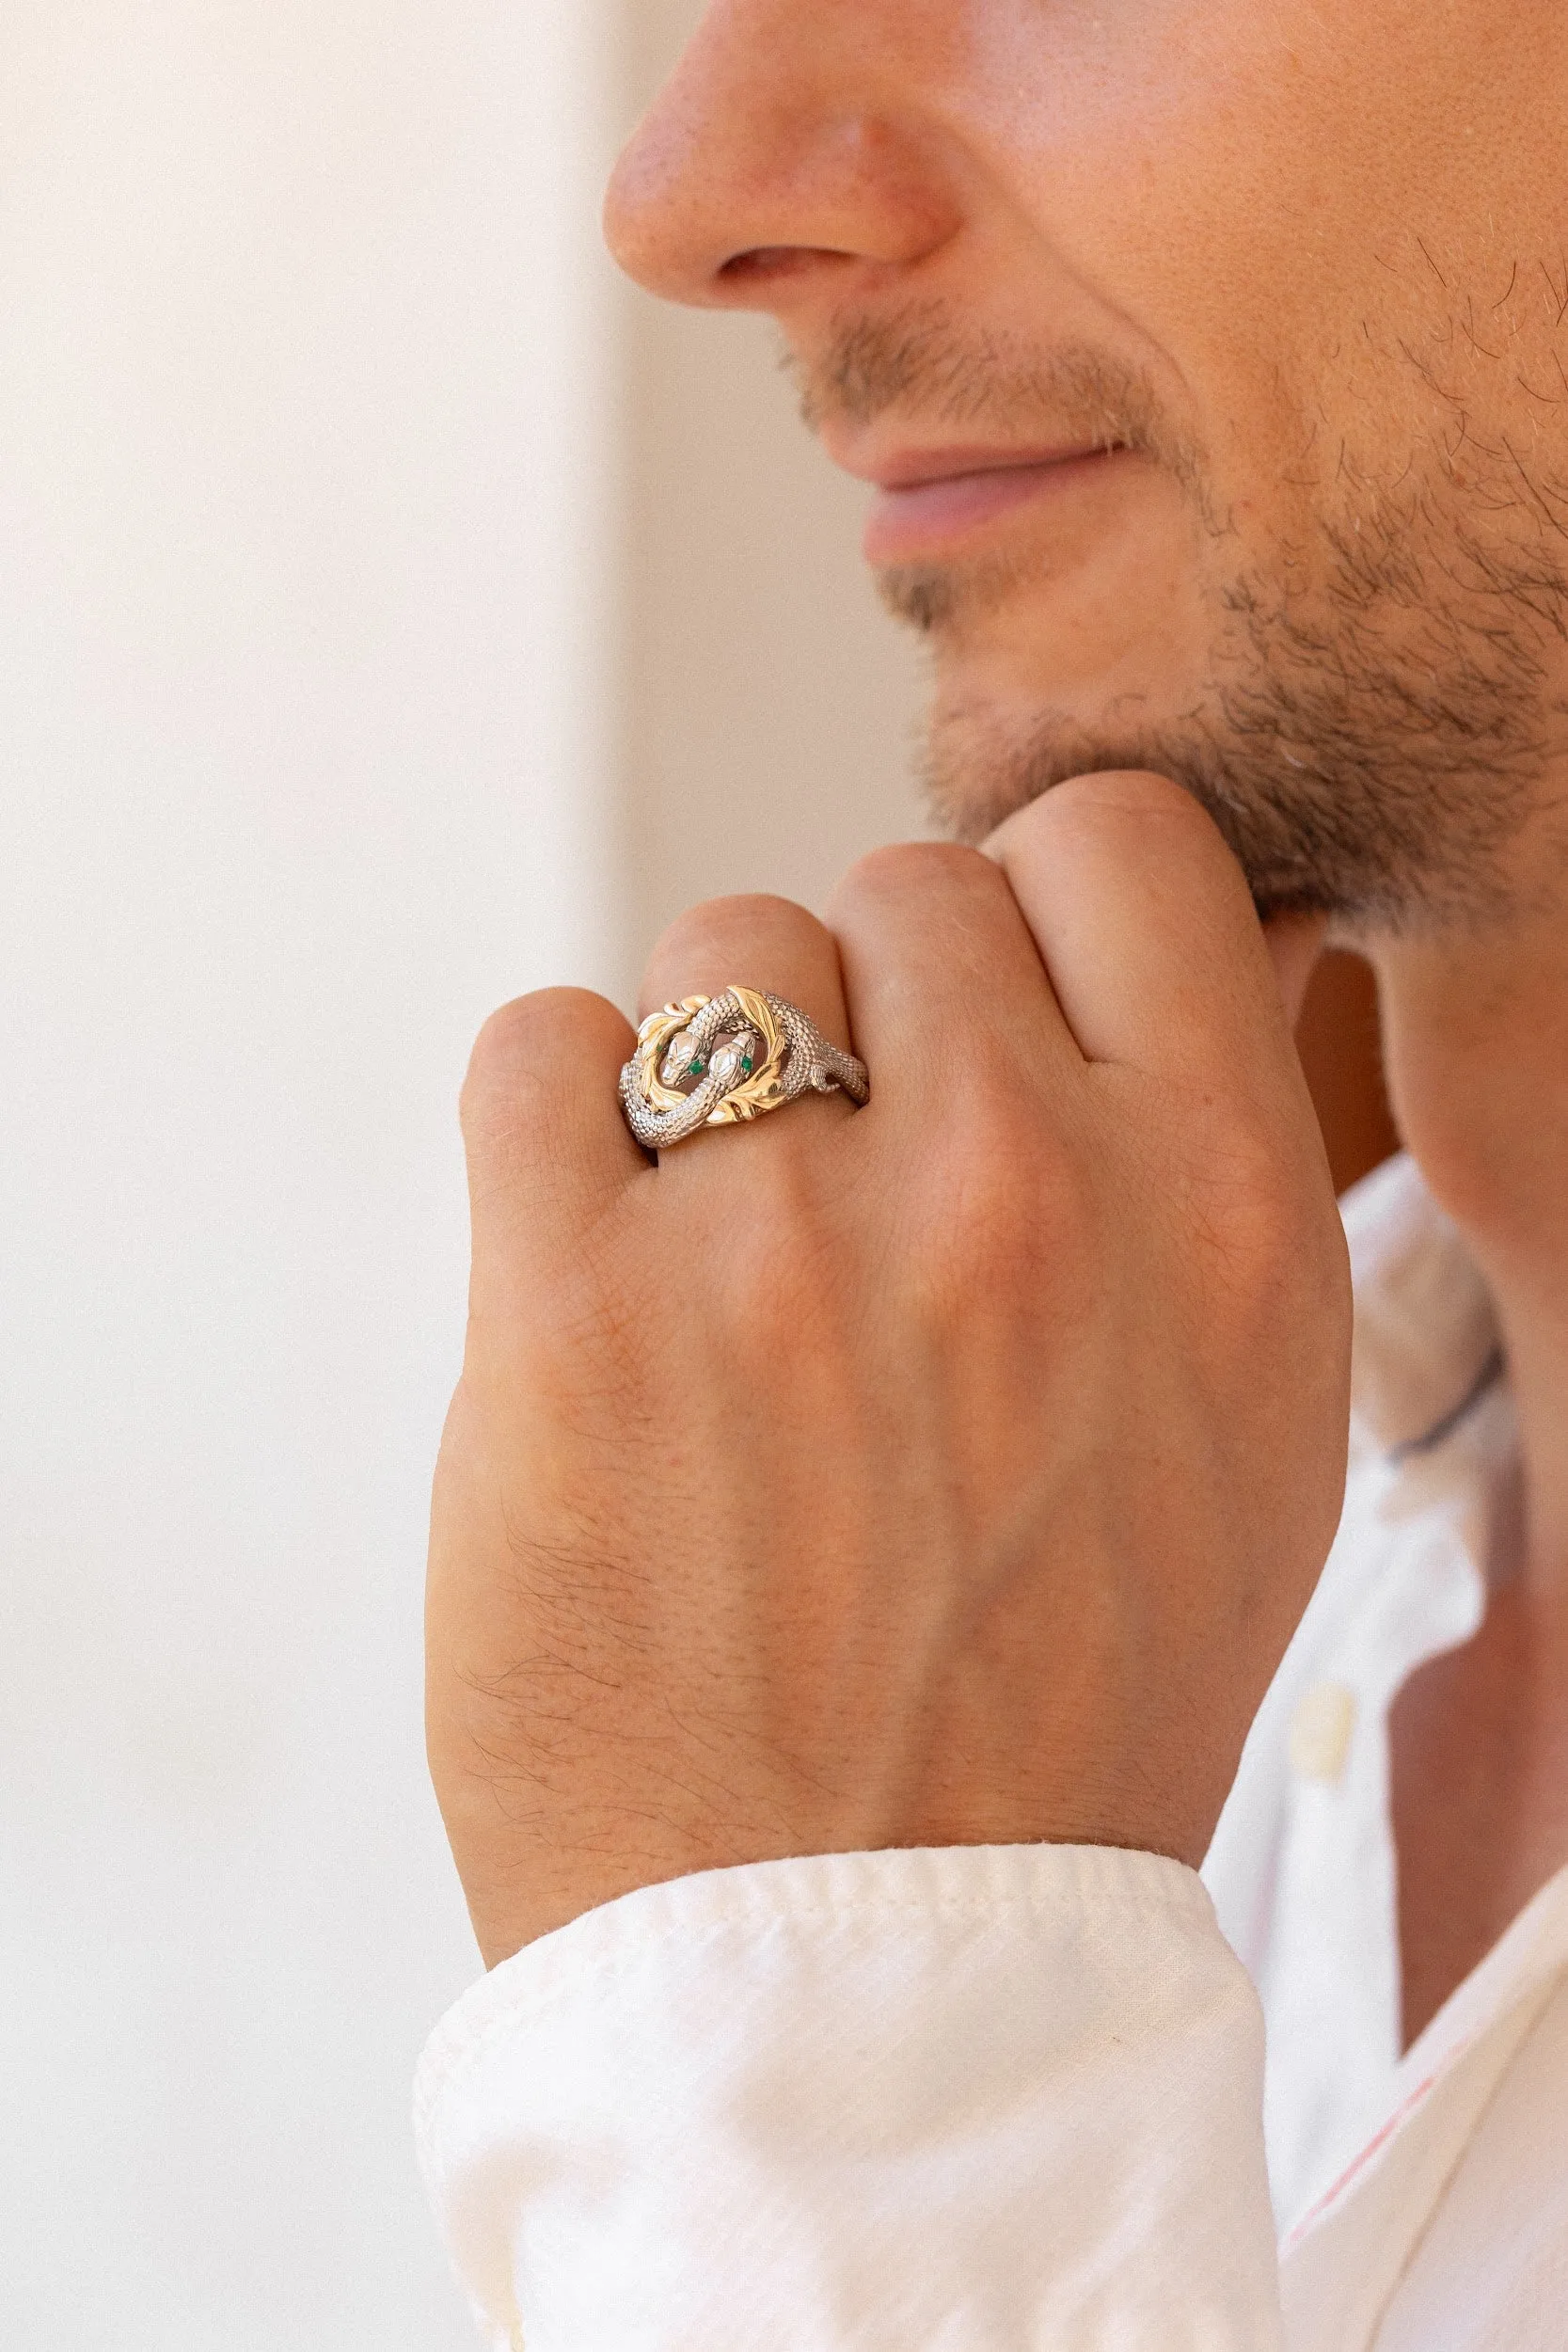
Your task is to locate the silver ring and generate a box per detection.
[620,986,870,1152]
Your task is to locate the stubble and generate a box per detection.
[791,301,1568,929]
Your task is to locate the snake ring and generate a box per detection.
[619,986,870,1152]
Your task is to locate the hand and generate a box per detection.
[427,772,1352,1966]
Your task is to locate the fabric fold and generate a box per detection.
[416,1843,1283,2351]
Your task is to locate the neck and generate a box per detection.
[1370,844,1568,1591]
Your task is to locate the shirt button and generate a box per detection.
[1291,1682,1358,1785]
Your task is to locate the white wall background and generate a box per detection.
[0,4,922,2346]
[619,0,927,945]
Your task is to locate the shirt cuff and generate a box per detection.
[415,1843,1283,2351]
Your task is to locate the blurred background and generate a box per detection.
[0,7,1394,2346]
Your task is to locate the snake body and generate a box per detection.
[620,986,869,1153]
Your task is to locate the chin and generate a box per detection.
[914,617,1212,836]
[917,678,1185,845]
[883,454,1555,932]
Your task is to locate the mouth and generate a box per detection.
[857,445,1130,566]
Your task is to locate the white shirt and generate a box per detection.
[416,1156,1568,2349]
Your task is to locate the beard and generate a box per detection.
[795,304,1568,930]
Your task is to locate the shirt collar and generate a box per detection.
[1342,1155,1504,1461]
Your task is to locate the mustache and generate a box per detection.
[785,298,1202,485]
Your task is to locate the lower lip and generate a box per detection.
[863,450,1121,565]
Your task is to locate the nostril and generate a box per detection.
[718,245,853,287]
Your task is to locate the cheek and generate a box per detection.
[952,0,1531,512]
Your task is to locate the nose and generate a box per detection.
[605,0,962,312]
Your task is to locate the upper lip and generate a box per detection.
[824,438,1118,493]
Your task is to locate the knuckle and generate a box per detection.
[1173,1103,1318,1302]
[908,1098,1080,1311]
[1034,769,1205,834]
[831,843,1029,989]
[831,838,1000,920]
[1005,770,1234,885]
[461,988,620,1136]
[642,893,828,997]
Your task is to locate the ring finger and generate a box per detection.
[635,893,857,1166]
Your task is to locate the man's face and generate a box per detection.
[608,0,1568,927]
